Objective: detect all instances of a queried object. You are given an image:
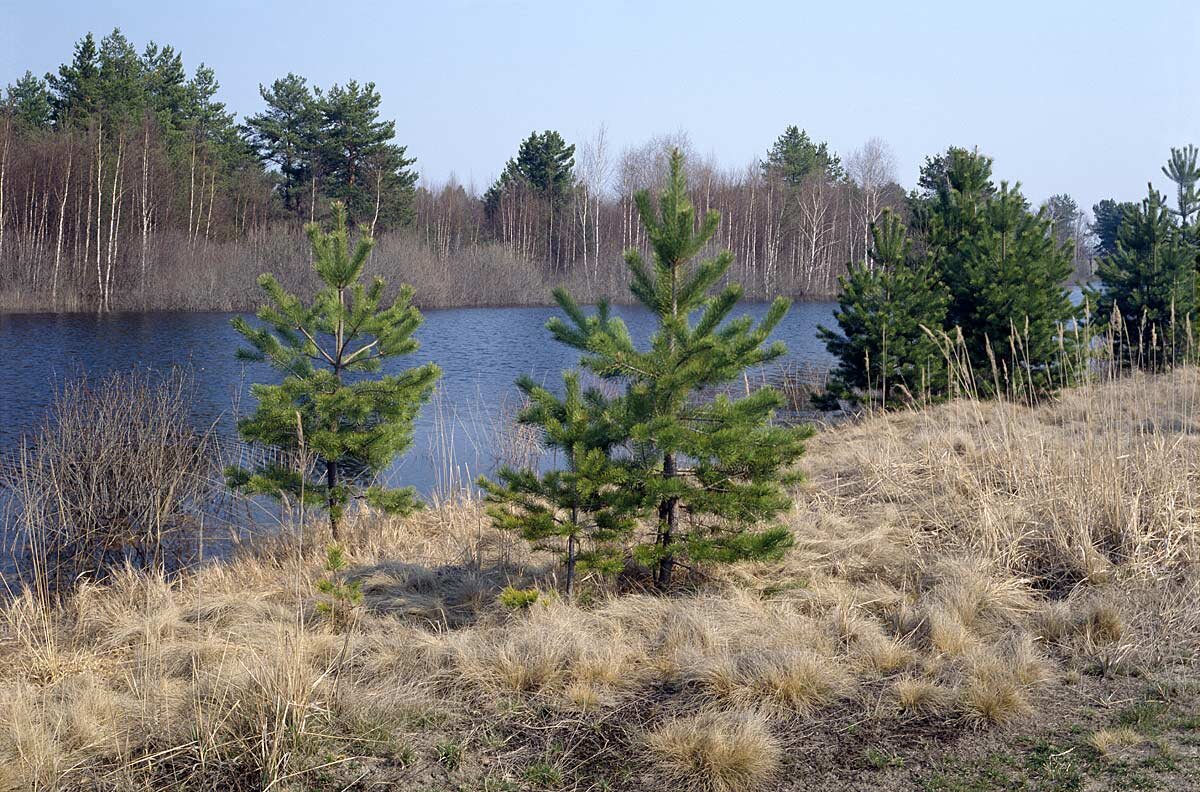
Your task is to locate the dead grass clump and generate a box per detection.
[681,648,852,715]
[894,676,953,717]
[644,710,781,792]
[958,650,1036,727]
[1088,726,1143,760]
[924,607,978,657]
[1078,601,1125,645]
[0,676,135,789]
[800,367,1200,590]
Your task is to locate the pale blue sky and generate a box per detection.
[3,0,1197,211]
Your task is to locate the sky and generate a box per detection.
[2,0,1197,213]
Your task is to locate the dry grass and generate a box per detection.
[644,710,781,792]
[1088,726,1144,759]
[2,368,1199,789]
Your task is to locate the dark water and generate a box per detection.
[0,302,836,499]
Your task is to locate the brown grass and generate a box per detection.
[644,710,782,792]
[2,368,1199,789]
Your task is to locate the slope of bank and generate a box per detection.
[1,369,1198,791]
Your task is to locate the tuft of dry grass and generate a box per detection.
[1088,726,1144,759]
[644,710,781,792]
[894,676,953,717]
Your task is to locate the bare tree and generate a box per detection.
[846,137,897,267]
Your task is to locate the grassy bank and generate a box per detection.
[2,370,1198,791]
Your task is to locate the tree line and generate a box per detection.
[2,29,1097,312]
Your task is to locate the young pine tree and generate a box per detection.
[949,183,1079,393]
[818,210,950,405]
[227,201,440,538]
[549,149,812,589]
[1085,186,1198,368]
[479,373,635,600]
[1162,144,1200,233]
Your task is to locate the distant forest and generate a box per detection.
[0,29,1094,312]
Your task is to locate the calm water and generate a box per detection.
[0,302,836,498]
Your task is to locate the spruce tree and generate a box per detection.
[1086,186,1198,368]
[479,373,635,600]
[549,149,812,589]
[819,210,950,405]
[227,201,440,538]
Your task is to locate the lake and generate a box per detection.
[0,301,837,501]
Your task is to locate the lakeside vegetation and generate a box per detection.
[2,366,1198,789]
[2,26,1200,791]
[0,29,1098,313]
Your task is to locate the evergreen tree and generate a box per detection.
[317,81,417,228]
[139,42,188,128]
[479,372,635,599]
[1162,144,1200,230]
[174,62,257,180]
[95,29,144,125]
[818,210,950,404]
[915,146,997,203]
[761,125,843,185]
[4,72,54,130]
[46,32,101,124]
[549,150,811,588]
[244,74,322,214]
[484,130,576,217]
[1092,199,1135,259]
[1086,186,1198,368]
[947,183,1078,392]
[227,201,441,538]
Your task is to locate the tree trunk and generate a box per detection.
[52,147,72,307]
[0,117,9,267]
[566,511,577,603]
[655,451,678,589]
[326,459,340,541]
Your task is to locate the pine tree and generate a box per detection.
[317,81,417,228]
[915,146,997,205]
[244,73,323,214]
[1086,186,1198,368]
[761,125,843,185]
[1092,199,1135,259]
[818,210,950,404]
[947,183,1078,392]
[46,32,101,124]
[921,149,1076,393]
[484,130,576,218]
[1162,144,1200,231]
[227,201,441,538]
[549,150,812,589]
[4,72,54,130]
[479,372,635,600]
